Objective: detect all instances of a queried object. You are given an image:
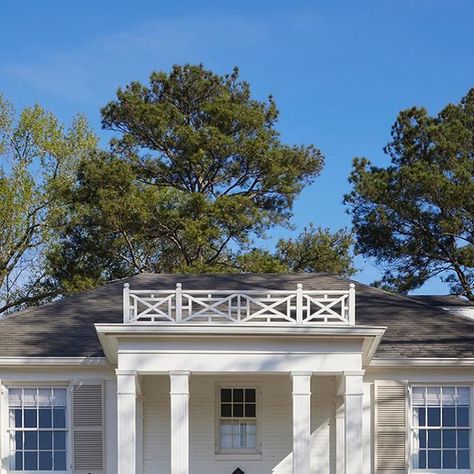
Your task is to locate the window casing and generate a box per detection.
[411,386,471,471]
[8,387,68,472]
[218,386,258,453]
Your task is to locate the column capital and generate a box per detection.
[116,369,138,376]
[169,371,190,396]
[169,370,191,376]
[291,371,311,395]
[344,371,364,396]
[291,370,313,377]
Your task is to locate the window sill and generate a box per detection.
[215,453,263,461]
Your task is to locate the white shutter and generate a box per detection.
[72,383,104,474]
[375,381,408,474]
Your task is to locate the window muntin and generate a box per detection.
[9,387,68,471]
[219,387,257,451]
[412,386,471,470]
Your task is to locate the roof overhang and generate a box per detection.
[95,323,387,367]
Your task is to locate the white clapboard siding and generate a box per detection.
[375,381,407,474]
[73,383,104,474]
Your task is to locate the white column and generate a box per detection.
[292,371,312,474]
[170,370,190,474]
[336,396,345,474]
[344,371,364,474]
[117,370,138,474]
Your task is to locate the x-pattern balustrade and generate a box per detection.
[123,283,356,325]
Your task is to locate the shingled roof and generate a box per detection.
[1,272,474,359]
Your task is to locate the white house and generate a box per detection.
[0,272,474,474]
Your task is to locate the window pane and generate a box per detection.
[245,403,256,418]
[38,388,52,406]
[54,450,66,471]
[458,429,470,449]
[39,451,53,470]
[14,451,23,470]
[9,388,22,407]
[220,422,233,448]
[245,389,256,403]
[418,450,426,469]
[246,424,256,448]
[11,409,22,428]
[457,407,470,427]
[414,407,426,427]
[233,389,243,402]
[233,403,244,417]
[24,431,37,450]
[442,429,456,448]
[24,409,37,428]
[53,408,66,428]
[39,408,52,428]
[442,387,456,405]
[39,431,53,450]
[442,407,455,426]
[15,431,23,450]
[53,389,67,407]
[458,449,470,469]
[419,429,426,449]
[427,387,441,405]
[24,451,38,470]
[427,450,441,468]
[442,450,456,469]
[54,431,66,450]
[413,387,426,406]
[427,408,440,426]
[221,404,231,417]
[23,388,36,407]
[457,387,470,405]
[221,389,231,403]
[428,430,441,448]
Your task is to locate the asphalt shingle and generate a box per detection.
[1,273,473,359]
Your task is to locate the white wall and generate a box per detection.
[142,374,337,474]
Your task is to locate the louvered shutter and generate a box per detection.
[72,383,104,474]
[375,381,408,474]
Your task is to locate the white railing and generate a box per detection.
[123,283,356,325]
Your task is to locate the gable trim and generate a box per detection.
[0,356,109,367]
[371,358,474,367]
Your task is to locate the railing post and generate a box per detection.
[348,283,356,325]
[296,283,303,324]
[123,283,130,323]
[175,283,182,323]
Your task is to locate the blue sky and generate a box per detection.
[1,0,473,293]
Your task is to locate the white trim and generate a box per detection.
[0,357,109,367]
[214,383,261,456]
[408,384,473,473]
[96,323,386,336]
[2,384,72,474]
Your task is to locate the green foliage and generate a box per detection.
[49,65,333,288]
[0,94,97,313]
[345,88,474,299]
[236,225,355,275]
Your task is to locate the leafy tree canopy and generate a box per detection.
[345,89,474,299]
[0,94,97,314]
[48,65,354,290]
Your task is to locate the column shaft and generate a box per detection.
[117,371,138,474]
[170,371,190,474]
[292,372,312,474]
[344,373,364,474]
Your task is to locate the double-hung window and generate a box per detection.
[218,387,257,452]
[412,386,471,470]
[8,387,68,471]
